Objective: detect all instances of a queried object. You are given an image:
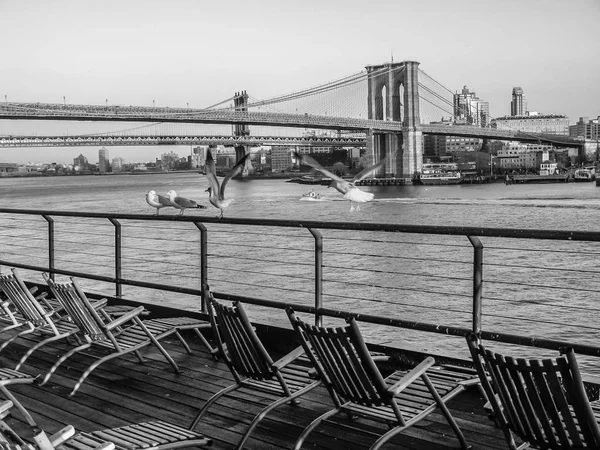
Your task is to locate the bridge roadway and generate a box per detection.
[0,102,585,148]
[0,134,366,148]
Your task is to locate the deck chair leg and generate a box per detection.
[173,330,192,354]
[423,375,470,450]
[192,328,216,355]
[146,336,180,373]
[15,331,77,371]
[293,408,341,450]
[0,387,37,427]
[39,342,92,386]
[236,385,315,450]
[189,383,241,430]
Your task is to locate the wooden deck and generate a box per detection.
[0,327,510,450]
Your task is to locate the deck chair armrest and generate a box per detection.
[104,306,144,331]
[90,299,109,310]
[95,443,116,450]
[48,425,76,447]
[388,356,436,395]
[273,345,306,369]
[0,400,13,419]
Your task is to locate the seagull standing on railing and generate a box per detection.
[205,150,250,219]
[293,151,397,212]
[145,190,173,215]
[166,190,207,216]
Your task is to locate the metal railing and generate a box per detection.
[2,208,600,367]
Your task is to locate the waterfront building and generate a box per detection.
[510,87,528,116]
[159,151,180,170]
[271,146,293,172]
[492,112,570,135]
[569,116,600,140]
[98,148,110,173]
[73,153,88,171]
[424,119,483,160]
[190,146,207,168]
[496,143,545,172]
[0,163,18,174]
[98,148,109,174]
[111,157,124,172]
[453,86,490,127]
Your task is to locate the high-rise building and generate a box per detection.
[98,148,109,173]
[511,87,527,116]
[453,86,489,127]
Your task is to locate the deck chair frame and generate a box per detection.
[190,293,321,450]
[42,275,186,396]
[0,268,83,370]
[466,331,600,450]
[286,307,471,450]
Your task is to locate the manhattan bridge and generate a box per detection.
[0,61,583,178]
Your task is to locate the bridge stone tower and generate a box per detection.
[366,61,422,179]
[233,91,252,174]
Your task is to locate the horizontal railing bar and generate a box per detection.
[2,208,600,241]
[0,259,204,297]
[212,291,600,358]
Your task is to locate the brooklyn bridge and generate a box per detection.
[0,61,583,178]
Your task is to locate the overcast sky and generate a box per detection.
[1,0,598,164]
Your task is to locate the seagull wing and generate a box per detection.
[205,151,221,195]
[156,194,172,206]
[352,150,398,182]
[219,153,250,199]
[293,152,343,182]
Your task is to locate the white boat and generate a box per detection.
[300,190,326,201]
[418,163,463,185]
[573,168,595,182]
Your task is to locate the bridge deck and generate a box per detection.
[0,328,510,450]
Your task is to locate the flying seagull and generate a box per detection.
[165,190,207,216]
[293,151,397,211]
[205,150,251,218]
[145,190,172,215]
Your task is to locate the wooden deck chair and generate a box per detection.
[466,332,600,450]
[40,275,191,397]
[0,400,212,450]
[190,294,322,450]
[286,307,472,450]
[0,269,83,370]
[42,273,215,358]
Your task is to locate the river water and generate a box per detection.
[1,172,600,229]
[2,173,600,369]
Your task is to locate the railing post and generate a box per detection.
[42,215,55,280]
[308,228,323,327]
[194,222,208,313]
[109,218,122,297]
[467,236,483,334]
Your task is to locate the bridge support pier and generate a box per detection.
[366,60,422,179]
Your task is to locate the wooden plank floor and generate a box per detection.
[0,327,510,450]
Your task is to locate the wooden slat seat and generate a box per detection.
[466,331,600,450]
[0,400,212,450]
[286,307,473,450]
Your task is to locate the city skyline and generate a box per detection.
[0,0,598,164]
